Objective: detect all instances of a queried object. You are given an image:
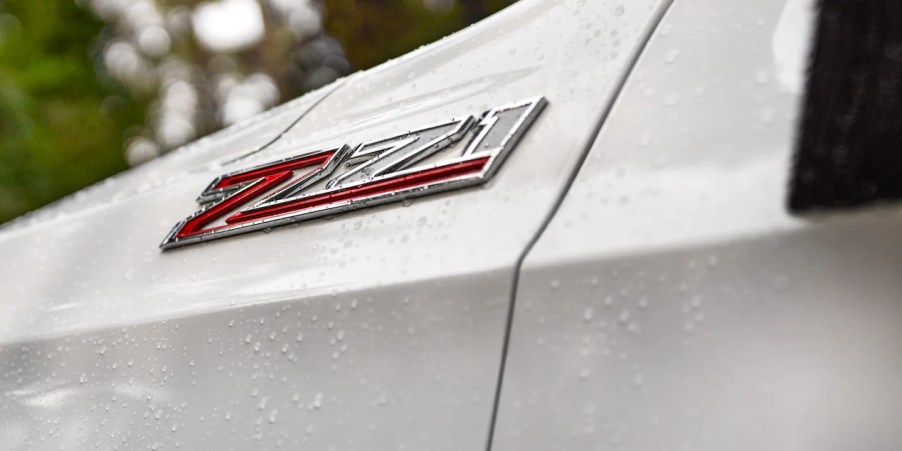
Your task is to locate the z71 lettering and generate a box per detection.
[160,96,546,250]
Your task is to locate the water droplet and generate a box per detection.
[618,309,631,323]
[311,393,323,410]
[664,49,679,63]
[633,373,644,386]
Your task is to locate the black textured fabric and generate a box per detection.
[790,0,902,212]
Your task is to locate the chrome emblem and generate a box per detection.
[160,96,546,249]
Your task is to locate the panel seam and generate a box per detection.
[483,1,678,449]
[224,80,346,164]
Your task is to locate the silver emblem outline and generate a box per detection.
[160,96,547,250]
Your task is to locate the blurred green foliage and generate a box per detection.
[325,0,509,71]
[0,0,509,225]
[0,0,145,224]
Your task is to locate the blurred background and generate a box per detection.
[0,0,512,224]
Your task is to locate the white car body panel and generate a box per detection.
[0,0,674,449]
[493,0,902,449]
[3,0,900,448]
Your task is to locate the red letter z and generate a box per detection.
[162,150,336,248]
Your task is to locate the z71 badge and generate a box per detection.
[160,97,546,249]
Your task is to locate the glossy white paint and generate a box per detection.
[0,0,671,449]
[492,0,902,449]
